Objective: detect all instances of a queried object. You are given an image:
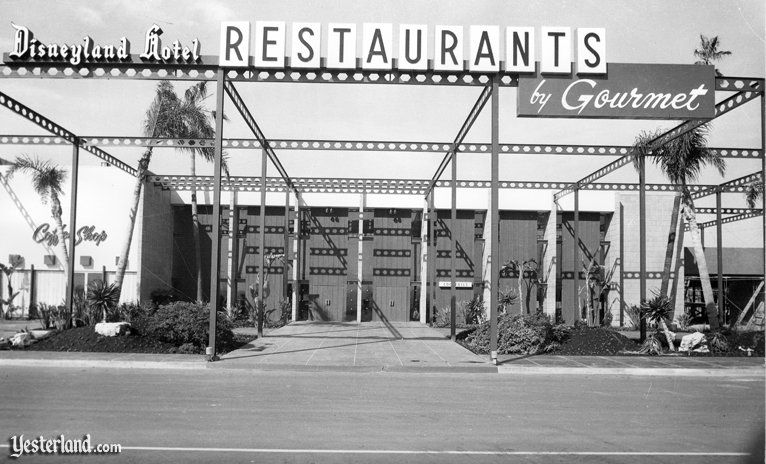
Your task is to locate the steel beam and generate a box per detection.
[691,172,763,200]
[639,156,647,342]
[554,89,763,201]
[0,91,137,175]
[4,136,759,160]
[223,81,299,197]
[450,146,457,341]
[207,69,225,361]
[716,188,723,321]
[64,140,79,318]
[424,85,492,198]
[489,76,499,364]
[0,61,521,87]
[573,187,580,319]
[257,148,267,338]
[686,211,764,230]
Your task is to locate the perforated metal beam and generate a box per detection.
[424,85,492,197]
[0,58,520,87]
[691,172,762,200]
[151,174,738,196]
[223,81,298,196]
[685,211,763,230]
[0,91,137,175]
[695,207,762,215]
[554,88,764,201]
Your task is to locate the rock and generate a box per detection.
[10,332,33,347]
[95,322,131,337]
[30,329,54,340]
[679,332,706,352]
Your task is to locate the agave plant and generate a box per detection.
[86,280,120,323]
[640,290,676,352]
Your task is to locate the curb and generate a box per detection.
[497,366,765,377]
[0,358,205,370]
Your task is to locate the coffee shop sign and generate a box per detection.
[33,223,108,247]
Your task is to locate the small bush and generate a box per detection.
[139,302,234,353]
[462,312,561,355]
[265,298,292,328]
[638,334,663,355]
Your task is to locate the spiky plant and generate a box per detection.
[86,280,120,323]
[640,290,676,352]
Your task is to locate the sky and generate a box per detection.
[0,0,763,242]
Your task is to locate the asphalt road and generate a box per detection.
[1,367,763,463]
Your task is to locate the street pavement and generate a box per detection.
[0,366,763,463]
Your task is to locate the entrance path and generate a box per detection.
[215,321,492,372]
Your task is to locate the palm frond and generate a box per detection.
[745,180,763,208]
[6,154,67,202]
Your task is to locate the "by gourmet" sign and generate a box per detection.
[517,63,715,119]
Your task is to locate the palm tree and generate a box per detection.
[114,81,223,302]
[694,35,732,76]
[744,180,763,207]
[6,155,69,272]
[633,125,725,330]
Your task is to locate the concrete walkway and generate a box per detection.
[214,321,492,372]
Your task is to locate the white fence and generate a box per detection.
[2,269,138,317]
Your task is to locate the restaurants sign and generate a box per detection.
[517,63,715,119]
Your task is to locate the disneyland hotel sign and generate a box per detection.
[6,22,714,119]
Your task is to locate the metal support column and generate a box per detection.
[489,76,499,364]
[65,139,79,315]
[291,194,300,322]
[357,193,365,323]
[419,197,429,324]
[639,154,647,342]
[573,186,580,320]
[716,188,724,322]
[428,192,436,325]
[283,190,290,301]
[227,192,239,312]
[761,93,765,322]
[207,69,226,361]
[257,148,267,338]
[450,151,457,341]
[619,203,625,327]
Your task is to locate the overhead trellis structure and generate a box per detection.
[1,39,763,363]
[150,174,763,196]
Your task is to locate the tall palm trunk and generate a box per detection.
[114,147,153,300]
[50,192,69,284]
[682,194,720,330]
[190,152,203,302]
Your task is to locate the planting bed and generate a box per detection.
[19,326,255,355]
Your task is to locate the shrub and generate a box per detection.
[638,334,664,355]
[265,297,292,328]
[462,312,561,355]
[149,288,185,308]
[140,302,234,352]
[462,297,486,325]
